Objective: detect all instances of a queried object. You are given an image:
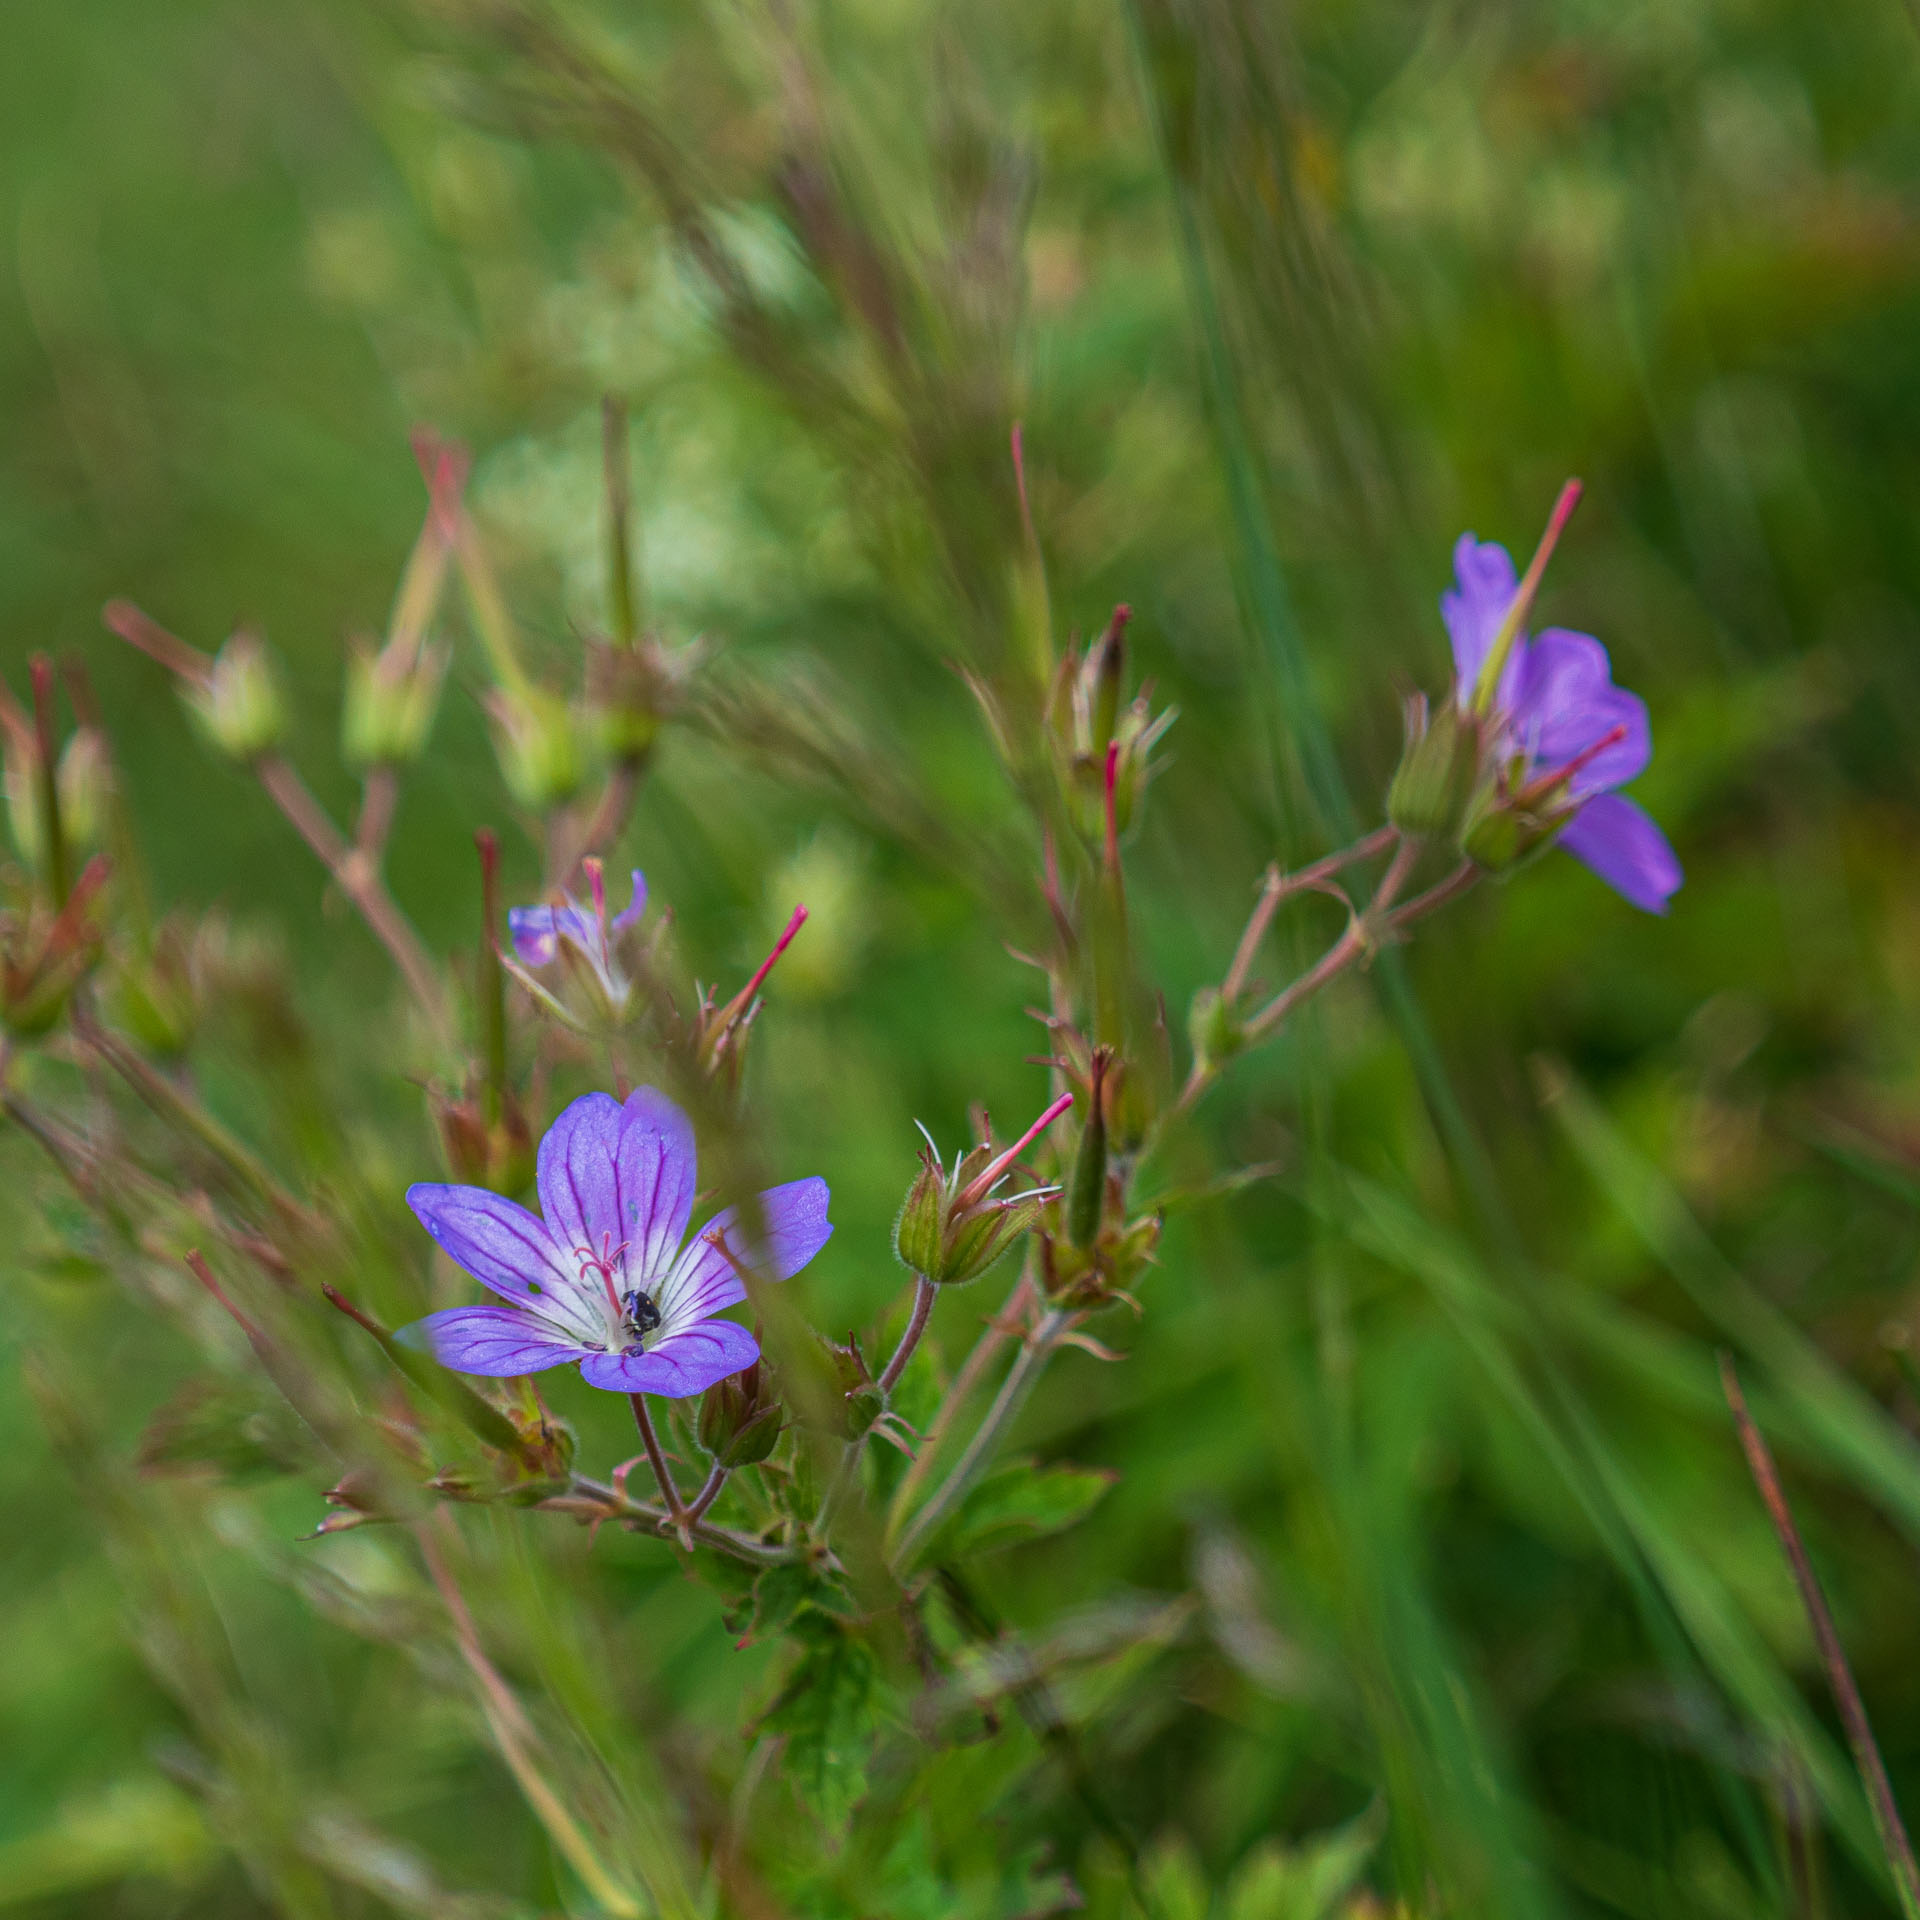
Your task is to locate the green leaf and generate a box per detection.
[761,1619,880,1831]
[735,1562,859,1645]
[934,1457,1117,1561]
[1224,1805,1383,1920]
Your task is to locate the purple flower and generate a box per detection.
[509,863,645,970]
[502,862,647,1025]
[400,1087,831,1397]
[1444,531,1682,914]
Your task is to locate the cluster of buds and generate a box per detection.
[1044,605,1175,850]
[893,1093,1073,1287]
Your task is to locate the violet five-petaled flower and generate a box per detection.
[399,1087,832,1396]
[1444,534,1683,914]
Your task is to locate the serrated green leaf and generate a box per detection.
[762,1620,880,1831]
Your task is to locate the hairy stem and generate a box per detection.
[879,1275,938,1395]
[74,1008,302,1218]
[685,1462,729,1522]
[629,1394,688,1545]
[886,1265,1034,1532]
[560,1474,806,1566]
[254,755,449,1037]
[817,1275,943,1535]
[890,1306,1068,1569]
[1221,823,1398,1002]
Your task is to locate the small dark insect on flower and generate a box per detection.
[621,1288,663,1346]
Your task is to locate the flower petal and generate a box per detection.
[507,905,557,968]
[507,900,596,968]
[612,1086,699,1284]
[406,1182,595,1329]
[578,1319,761,1397]
[1441,535,1523,705]
[654,1177,833,1335]
[535,1091,629,1262]
[1557,793,1682,914]
[1510,629,1650,794]
[399,1305,594,1377]
[610,870,647,935]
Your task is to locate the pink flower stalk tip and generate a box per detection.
[953,1091,1074,1213]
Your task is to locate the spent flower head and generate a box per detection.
[894,1092,1073,1286]
[401,1086,832,1397]
[1046,605,1176,848]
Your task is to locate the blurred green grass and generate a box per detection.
[7,0,1920,1912]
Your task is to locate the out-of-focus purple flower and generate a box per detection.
[509,862,645,970]
[1442,506,1682,915]
[399,1087,832,1397]
[503,860,646,1023]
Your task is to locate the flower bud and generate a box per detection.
[1188,986,1244,1074]
[893,1159,948,1278]
[343,637,450,769]
[585,635,697,764]
[105,920,200,1058]
[55,729,109,855]
[188,633,286,762]
[698,1359,783,1467]
[486,686,583,810]
[1460,779,1568,874]
[1387,694,1484,840]
[819,1333,881,1439]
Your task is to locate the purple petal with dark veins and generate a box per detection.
[612,1086,699,1283]
[1509,629,1650,795]
[401,1305,595,1377]
[578,1319,761,1397]
[535,1092,628,1263]
[1441,536,1525,708]
[406,1183,593,1326]
[654,1177,833,1335]
[1558,793,1683,914]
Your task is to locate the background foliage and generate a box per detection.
[6,0,1920,1913]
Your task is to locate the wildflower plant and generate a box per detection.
[0,354,1710,1912]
